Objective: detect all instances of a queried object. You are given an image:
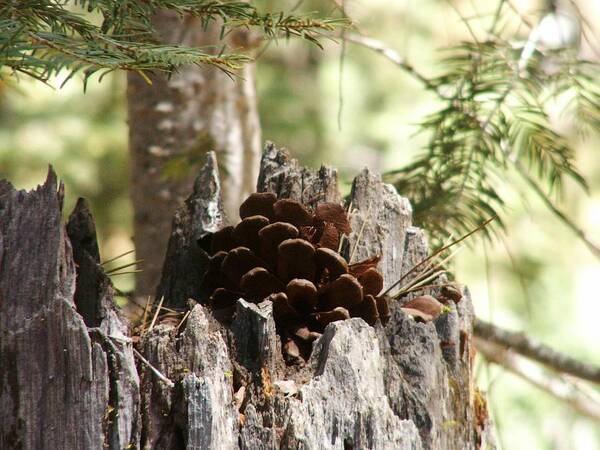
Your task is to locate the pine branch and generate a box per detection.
[384,38,590,248]
[1,0,348,85]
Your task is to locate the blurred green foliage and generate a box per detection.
[2,1,600,449]
[0,74,130,241]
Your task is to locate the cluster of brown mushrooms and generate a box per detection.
[199,192,390,363]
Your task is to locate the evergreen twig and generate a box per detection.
[1,0,347,85]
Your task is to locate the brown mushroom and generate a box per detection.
[292,326,321,343]
[376,295,391,325]
[277,238,316,282]
[402,295,444,320]
[286,279,318,313]
[240,267,285,301]
[351,294,379,326]
[221,247,267,288]
[233,215,270,254]
[267,292,301,324]
[349,255,381,278]
[400,307,434,323]
[299,225,318,244]
[239,192,277,220]
[210,287,243,309]
[273,199,313,227]
[315,202,351,234]
[311,307,350,330]
[320,274,363,310]
[440,283,463,303]
[210,226,238,254]
[357,267,384,297]
[315,247,348,280]
[317,222,340,250]
[201,250,227,292]
[258,222,299,266]
[282,338,301,360]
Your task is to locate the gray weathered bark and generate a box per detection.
[1,144,495,449]
[127,11,261,299]
[0,171,139,450]
[143,144,495,449]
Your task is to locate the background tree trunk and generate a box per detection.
[1,145,495,449]
[127,11,261,300]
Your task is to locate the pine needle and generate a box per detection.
[148,296,164,332]
[133,348,174,388]
[382,216,496,297]
[176,310,191,331]
[108,270,143,276]
[141,296,152,335]
[105,259,143,275]
[349,202,372,264]
[101,249,135,266]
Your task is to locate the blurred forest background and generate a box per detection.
[2,0,600,448]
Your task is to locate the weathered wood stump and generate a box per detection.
[1,144,495,449]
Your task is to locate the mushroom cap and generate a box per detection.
[233,215,270,254]
[440,283,463,303]
[400,307,434,323]
[315,247,348,280]
[283,338,301,359]
[317,223,340,250]
[286,279,318,313]
[320,273,363,310]
[210,226,238,255]
[239,192,277,220]
[376,295,391,325]
[201,250,228,292]
[298,225,318,243]
[221,246,267,288]
[349,255,381,278]
[258,222,299,266]
[292,326,321,342]
[267,292,301,324]
[273,199,313,227]
[402,295,443,320]
[240,267,285,301]
[358,267,384,297]
[277,238,316,282]
[311,307,350,329]
[352,294,379,326]
[315,202,351,235]
[210,287,243,309]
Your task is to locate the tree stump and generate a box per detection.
[1,144,495,449]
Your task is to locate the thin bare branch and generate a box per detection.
[510,156,600,261]
[342,33,442,96]
[475,318,600,384]
[475,338,600,420]
[506,0,533,29]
